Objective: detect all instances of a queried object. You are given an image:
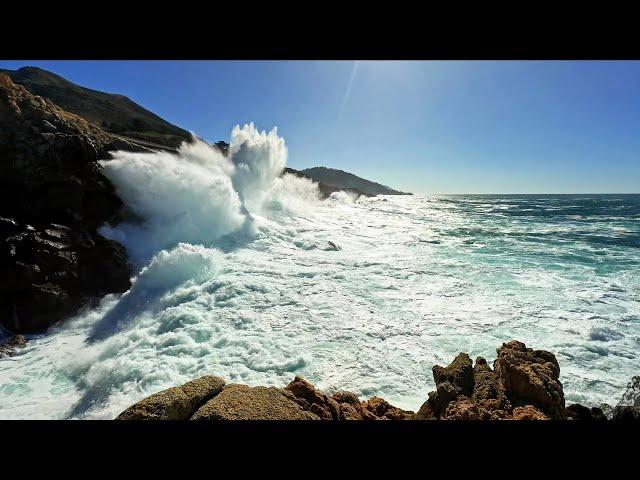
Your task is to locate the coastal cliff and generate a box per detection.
[117,340,639,421]
[0,73,147,333]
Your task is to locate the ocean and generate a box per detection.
[1,125,638,419]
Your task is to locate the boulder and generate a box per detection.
[493,340,566,419]
[117,376,225,420]
[191,384,320,420]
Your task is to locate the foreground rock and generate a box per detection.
[191,384,320,420]
[0,73,135,333]
[117,376,226,420]
[117,341,639,421]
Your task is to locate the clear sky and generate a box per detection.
[2,60,639,193]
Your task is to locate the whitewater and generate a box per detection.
[1,124,639,419]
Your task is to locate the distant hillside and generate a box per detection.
[301,167,410,196]
[0,66,191,149]
[284,168,368,198]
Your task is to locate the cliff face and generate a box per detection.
[0,73,134,333]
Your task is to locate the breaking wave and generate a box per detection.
[0,123,638,419]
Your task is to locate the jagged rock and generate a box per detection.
[363,396,413,420]
[427,353,474,417]
[511,405,549,420]
[0,73,125,228]
[284,376,412,420]
[494,340,566,419]
[117,376,225,420]
[0,221,131,333]
[116,342,628,421]
[414,401,437,420]
[285,376,341,420]
[336,402,361,420]
[0,73,134,333]
[443,397,481,420]
[191,384,320,420]
[0,334,27,358]
[470,357,512,419]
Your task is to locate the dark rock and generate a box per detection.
[363,396,413,420]
[0,221,131,333]
[590,407,608,421]
[191,384,320,420]
[618,376,640,408]
[566,403,594,420]
[612,406,640,422]
[414,400,437,420]
[494,340,566,419]
[427,353,474,417]
[0,74,133,333]
[117,376,225,420]
[0,334,27,358]
[471,356,512,419]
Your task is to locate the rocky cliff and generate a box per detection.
[0,73,139,333]
[117,340,639,421]
[0,66,191,149]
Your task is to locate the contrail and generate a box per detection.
[338,60,359,120]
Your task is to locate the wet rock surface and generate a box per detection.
[0,220,131,333]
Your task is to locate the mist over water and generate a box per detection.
[1,124,639,419]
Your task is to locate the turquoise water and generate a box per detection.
[1,126,639,419]
[1,192,638,419]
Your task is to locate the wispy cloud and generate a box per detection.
[338,61,359,120]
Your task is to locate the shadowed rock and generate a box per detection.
[470,356,512,419]
[0,73,135,333]
[117,376,225,420]
[425,353,474,417]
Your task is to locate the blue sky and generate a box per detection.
[2,60,639,193]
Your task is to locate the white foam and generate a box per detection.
[1,127,638,419]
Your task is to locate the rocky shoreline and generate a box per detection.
[0,73,145,333]
[118,340,639,421]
